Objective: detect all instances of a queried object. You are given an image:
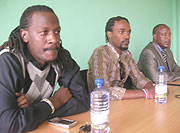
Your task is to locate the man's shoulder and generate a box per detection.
[0,48,21,58]
[0,49,24,68]
[143,42,154,50]
[91,45,109,55]
[0,50,16,59]
[94,45,108,51]
[140,42,155,54]
[0,48,10,55]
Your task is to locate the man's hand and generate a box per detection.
[16,93,29,108]
[49,86,72,110]
[148,84,155,99]
[178,70,180,73]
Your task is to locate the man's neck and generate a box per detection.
[153,41,165,52]
[25,46,49,70]
[107,42,121,59]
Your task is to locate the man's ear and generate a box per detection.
[153,34,157,40]
[107,31,112,40]
[20,29,29,43]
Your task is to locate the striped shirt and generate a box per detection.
[87,43,151,100]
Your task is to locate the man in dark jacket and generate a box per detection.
[0,5,89,133]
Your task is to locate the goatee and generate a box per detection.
[119,45,128,51]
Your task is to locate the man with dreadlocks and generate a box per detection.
[88,16,156,100]
[0,5,89,132]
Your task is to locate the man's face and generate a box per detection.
[107,20,131,53]
[21,12,61,67]
[154,26,171,49]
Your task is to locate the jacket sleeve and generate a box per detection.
[0,53,52,133]
[127,51,151,89]
[49,51,90,118]
[138,48,161,83]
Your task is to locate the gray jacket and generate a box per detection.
[138,42,180,83]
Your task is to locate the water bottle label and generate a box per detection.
[91,110,109,124]
[155,85,167,94]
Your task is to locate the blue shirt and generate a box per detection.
[154,41,166,54]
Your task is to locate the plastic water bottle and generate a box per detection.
[90,79,110,133]
[155,66,167,103]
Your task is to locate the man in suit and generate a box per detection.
[138,24,180,83]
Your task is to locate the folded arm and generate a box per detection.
[0,53,52,133]
[50,58,90,118]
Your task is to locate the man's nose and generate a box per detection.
[125,33,130,39]
[48,32,59,43]
[167,35,171,40]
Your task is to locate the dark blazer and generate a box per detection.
[138,42,180,83]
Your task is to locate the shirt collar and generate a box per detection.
[107,42,121,64]
[154,41,166,52]
[24,46,49,70]
[107,42,120,58]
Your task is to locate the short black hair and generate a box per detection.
[152,24,169,35]
[105,16,129,42]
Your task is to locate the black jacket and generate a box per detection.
[0,50,90,133]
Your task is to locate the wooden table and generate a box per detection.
[29,83,180,133]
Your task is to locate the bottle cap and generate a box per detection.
[95,79,104,86]
[158,66,164,72]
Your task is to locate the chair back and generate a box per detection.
[80,69,89,94]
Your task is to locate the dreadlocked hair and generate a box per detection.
[0,26,25,56]
[53,40,72,69]
[105,16,129,42]
[1,5,71,69]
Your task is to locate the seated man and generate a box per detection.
[138,24,180,83]
[87,16,155,100]
[0,5,89,132]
